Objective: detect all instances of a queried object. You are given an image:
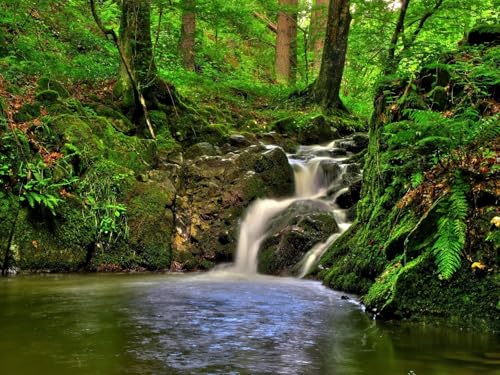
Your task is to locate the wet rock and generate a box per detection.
[257,132,298,153]
[254,148,295,197]
[340,133,369,153]
[298,115,338,145]
[258,199,339,275]
[345,163,361,175]
[184,142,220,160]
[318,159,343,185]
[229,134,251,147]
[342,169,362,186]
[336,186,360,209]
[331,148,348,157]
[173,146,294,269]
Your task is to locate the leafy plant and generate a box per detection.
[432,172,469,280]
[78,161,131,252]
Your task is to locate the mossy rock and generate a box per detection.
[37,77,69,98]
[125,180,176,270]
[50,114,155,173]
[258,200,339,275]
[297,114,337,144]
[254,147,294,197]
[49,114,106,161]
[100,131,156,173]
[184,142,219,159]
[93,104,134,135]
[272,116,298,134]
[35,90,60,106]
[170,113,226,144]
[6,208,88,272]
[198,123,230,146]
[149,110,168,129]
[364,253,500,331]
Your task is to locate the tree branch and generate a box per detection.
[253,11,277,33]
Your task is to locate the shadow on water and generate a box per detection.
[0,273,499,375]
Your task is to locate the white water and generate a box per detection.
[232,141,357,276]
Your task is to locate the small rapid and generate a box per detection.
[232,138,359,276]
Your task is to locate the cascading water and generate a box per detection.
[232,139,358,276]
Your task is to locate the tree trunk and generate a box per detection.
[310,0,329,71]
[180,0,196,71]
[314,0,351,111]
[275,0,298,84]
[115,0,176,111]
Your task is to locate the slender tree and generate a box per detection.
[310,0,329,70]
[314,0,351,111]
[180,0,196,71]
[275,0,298,84]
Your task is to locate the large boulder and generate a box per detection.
[125,178,176,270]
[258,199,339,275]
[172,145,294,269]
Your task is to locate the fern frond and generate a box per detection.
[432,217,463,280]
[431,173,469,280]
[411,172,424,188]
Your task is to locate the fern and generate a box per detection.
[431,172,469,280]
[410,172,424,188]
[432,217,463,280]
[473,114,500,143]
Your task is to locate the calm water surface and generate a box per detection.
[0,273,498,375]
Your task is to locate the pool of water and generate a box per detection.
[0,273,498,375]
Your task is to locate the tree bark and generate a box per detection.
[310,0,329,71]
[275,0,298,84]
[180,0,196,71]
[314,0,351,111]
[115,0,157,106]
[111,0,179,134]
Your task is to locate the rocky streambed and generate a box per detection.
[2,129,368,274]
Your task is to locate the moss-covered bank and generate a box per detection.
[318,39,500,331]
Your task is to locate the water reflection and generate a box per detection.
[0,274,498,375]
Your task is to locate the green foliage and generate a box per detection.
[410,171,424,188]
[0,129,76,215]
[432,173,470,280]
[78,160,133,251]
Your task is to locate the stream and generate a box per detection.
[1,139,499,374]
[0,273,499,375]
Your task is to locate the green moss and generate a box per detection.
[35,90,60,106]
[365,253,500,331]
[125,181,175,270]
[149,110,168,129]
[13,102,41,122]
[258,246,278,274]
[37,77,69,98]
[242,175,267,200]
[10,209,88,272]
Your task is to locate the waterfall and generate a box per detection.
[231,141,355,276]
